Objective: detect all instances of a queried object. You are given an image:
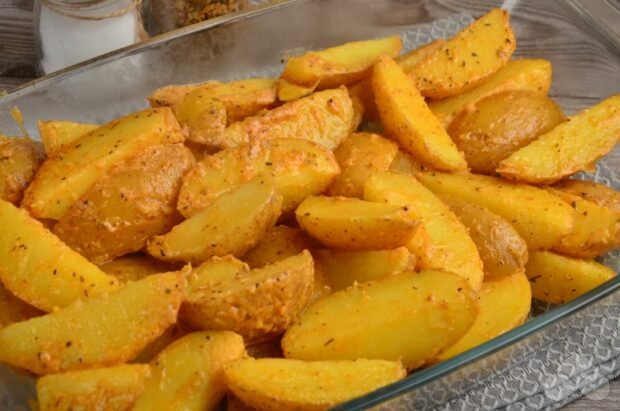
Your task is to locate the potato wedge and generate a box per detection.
[347,78,379,122]
[282,271,477,369]
[315,247,415,292]
[437,271,531,361]
[295,195,418,250]
[553,179,620,213]
[133,331,246,411]
[277,78,318,102]
[429,59,552,128]
[148,177,282,264]
[526,251,615,304]
[0,199,119,312]
[388,149,425,175]
[177,138,339,218]
[22,107,184,220]
[0,284,42,329]
[37,120,99,156]
[547,188,619,258]
[396,39,446,74]
[218,88,353,151]
[54,144,194,264]
[417,172,575,250]
[0,136,45,205]
[372,54,467,172]
[498,94,620,184]
[225,358,406,411]
[182,251,314,342]
[243,225,315,269]
[439,195,528,281]
[281,36,402,89]
[327,132,398,198]
[449,90,565,174]
[99,254,178,283]
[37,364,150,411]
[147,81,213,107]
[0,269,187,374]
[132,322,189,364]
[409,9,515,99]
[175,78,278,144]
[364,173,484,291]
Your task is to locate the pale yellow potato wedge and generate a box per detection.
[148,81,213,107]
[553,179,620,213]
[277,78,318,102]
[416,172,575,250]
[0,199,119,312]
[388,149,425,175]
[295,195,418,250]
[396,39,446,74]
[372,54,467,172]
[148,177,282,264]
[219,88,352,151]
[327,132,398,198]
[315,247,415,292]
[525,251,616,304]
[177,138,339,218]
[429,59,552,128]
[133,331,246,411]
[225,358,406,411]
[0,269,187,374]
[282,271,477,369]
[547,188,619,258]
[0,136,45,205]
[37,120,99,156]
[54,144,194,264]
[0,284,42,329]
[281,36,402,88]
[99,254,178,283]
[410,8,515,99]
[182,251,314,342]
[22,107,184,220]
[243,225,315,269]
[37,364,150,411]
[364,172,484,291]
[437,271,531,361]
[498,94,620,184]
[439,195,528,281]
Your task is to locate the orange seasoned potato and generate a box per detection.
[0,135,45,205]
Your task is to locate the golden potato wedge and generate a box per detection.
[37,364,150,411]
[243,225,315,269]
[388,149,425,175]
[53,144,194,264]
[449,90,565,174]
[547,188,619,258]
[327,132,398,198]
[99,254,178,283]
[132,322,189,364]
[225,358,406,411]
[218,88,353,151]
[438,195,529,281]
[37,120,99,156]
[553,179,620,213]
[429,59,552,128]
[437,271,531,361]
[315,247,415,292]
[277,78,319,102]
[364,173,484,291]
[0,136,45,205]
[372,54,467,172]
[182,251,314,342]
[498,94,620,184]
[417,172,575,250]
[282,271,477,369]
[177,138,339,218]
[0,199,119,312]
[397,39,446,73]
[22,107,184,220]
[0,269,187,374]
[295,195,418,250]
[148,177,282,264]
[526,251,615,304]
[281,36,402,89]
[0,284,42,329]
[147,81,213,107]
[409,9,515,99]
[175,78,278,144]
[133,331,246,411]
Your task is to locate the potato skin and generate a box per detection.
[54,144,194,264]
[552,179,620,214]
[0,136,45,205]
[449,90,565,174]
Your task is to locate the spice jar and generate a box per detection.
[36,0,145,74]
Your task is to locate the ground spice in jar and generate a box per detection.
[175,0,248,26]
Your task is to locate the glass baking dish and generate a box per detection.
[0,0,618,409]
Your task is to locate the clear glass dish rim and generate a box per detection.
[3,0,619,408]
